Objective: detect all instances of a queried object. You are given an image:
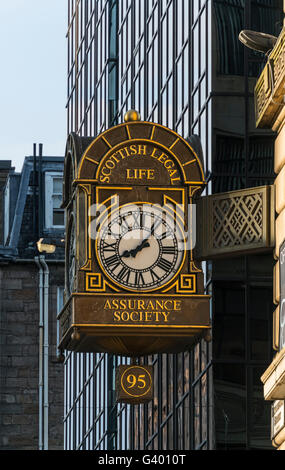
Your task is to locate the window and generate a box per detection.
[45,172,64,228]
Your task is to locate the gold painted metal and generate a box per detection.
[124,109,141,122]
[59,116,210,356]
[116,364,153,404]
[195,185,275,260]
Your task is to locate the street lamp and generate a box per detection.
[37,237,65,253]
[239,30,277,54]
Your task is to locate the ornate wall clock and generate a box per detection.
[59,112,211,356]
[96,202,186,292]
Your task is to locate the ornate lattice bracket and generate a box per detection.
[195,185,275,260]
[255,27,285,129]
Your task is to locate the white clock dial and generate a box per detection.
[96,204,185,292]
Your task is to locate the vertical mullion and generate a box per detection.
[172,335,178,447]
[131,0,135,109]
[157,0,162,123]
[172,0,177,131]
[157,354,162,449]
[190,349,194,449]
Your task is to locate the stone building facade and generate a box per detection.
[0,151,65,450]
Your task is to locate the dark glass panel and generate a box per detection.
[249,286,273,361]
[248,367,272,449]
[213,283,246,360]
[214,364,246,449]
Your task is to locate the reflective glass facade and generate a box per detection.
[65,0,283,450]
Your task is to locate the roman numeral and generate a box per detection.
[117,266,131,283]
[118,215,131,231]
[102,241,117,252]
[161,245,176,255]
[135,271,145,286]
[149,268,160,283]
[150,217,162,235]
[105,254,120,269]
[157,258,172,272]
[140,211,147,228]
[159,230,172,240]
[132,211,141,228]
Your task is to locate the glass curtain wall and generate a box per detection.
[65,0,282,451]
[212,0,283,449]
[65,0,213,450]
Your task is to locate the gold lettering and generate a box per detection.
[111,309,174,323]
[158,153,167,164]
[111,153,120,163]
[164,300,173,310]
[137,300,146,310]
[126,168,156,180]
[144,312,152,322]
[101,167,111,177]
[169,169,177,178]
[123,147,131,156]
[105,159,116,169]
[126,169,133,179]
[161,312,171,322]
[119,299,127,309]
[104,300,112,309]
[165,160,174,169]
[130,311,139,322]
[99,175,110,183]
[113,311,121,321]
[156,300,164,310]
[137,145,147,155]
[171,177,181,184]
[151,147,159,158]
[173,300,181,311]
[121,311,129,321]
[130,145,137,155]
[117,149,127,159]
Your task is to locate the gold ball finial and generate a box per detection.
[124,109,141,122]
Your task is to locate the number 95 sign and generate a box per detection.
[116,365,153,404]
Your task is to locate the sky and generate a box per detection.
[0,0,67,171]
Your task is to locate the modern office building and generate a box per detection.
[64,0,283,450]
[0,150,65,450]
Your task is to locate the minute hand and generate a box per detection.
[132,218,161,254]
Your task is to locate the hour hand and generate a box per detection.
[121,248,138,258]
[121,241,150,258]
[121,249,132,258]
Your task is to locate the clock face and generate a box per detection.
[96,203,186,292]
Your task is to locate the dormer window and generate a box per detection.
[45,172,65,229]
